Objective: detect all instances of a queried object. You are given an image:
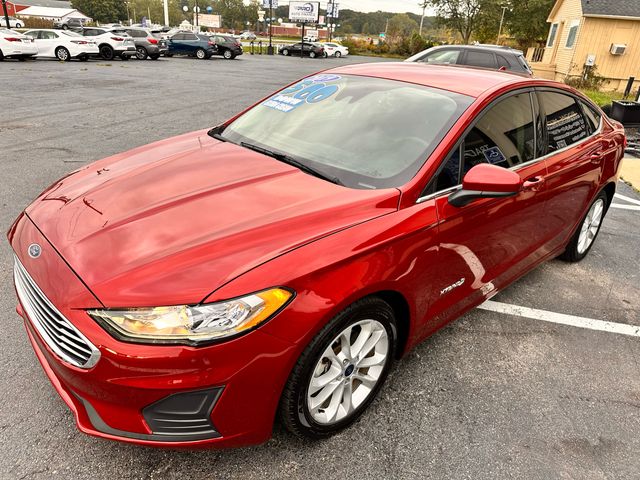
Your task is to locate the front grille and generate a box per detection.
[14,256,100,369]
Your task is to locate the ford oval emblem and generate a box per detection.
[28,243,42,259]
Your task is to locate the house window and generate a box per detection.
[565,20,580,48]
[547,23,558,47]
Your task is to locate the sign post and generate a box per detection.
[263,0,277,55]
[326,2,339,42]
[289,1,320,58]
[2,0,10,29]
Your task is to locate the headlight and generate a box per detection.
[88,288,293,345]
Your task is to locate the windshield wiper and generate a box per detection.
[240,142,343,186]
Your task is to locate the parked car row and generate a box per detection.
[0,27,245,61]
[278,41,349,58]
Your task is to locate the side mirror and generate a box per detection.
[448,163,522,207]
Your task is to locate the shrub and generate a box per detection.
[19,17,55,28]
[565,63,606,91]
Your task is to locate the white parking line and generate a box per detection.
[614,193,640,206]
[478,300,640,337]
[610,203,640,211]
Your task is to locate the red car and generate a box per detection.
[9,64,625,448]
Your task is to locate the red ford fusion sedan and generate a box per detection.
[9,63,625,448]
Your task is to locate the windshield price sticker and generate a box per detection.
[262,76,341,113]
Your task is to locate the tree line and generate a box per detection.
[70,0,554,48]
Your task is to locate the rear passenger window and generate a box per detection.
[497,54,510,69]
[538,92,589,152]
[462,93,535,175]
[465,51,496,69]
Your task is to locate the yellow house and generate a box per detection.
[529,0,640,92]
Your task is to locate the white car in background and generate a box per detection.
[79,27,136,60]
[24,29,98,61]
[0,28,37,60]
[321,42,349,58]
[2,16,24,28]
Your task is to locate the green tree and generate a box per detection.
[71,0,127,22]
[428,0,491,44]
[387,13,418,39]
[506,0,555,48]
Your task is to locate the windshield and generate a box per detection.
[219,74,472,189]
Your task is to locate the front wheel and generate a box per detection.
[279,297,396,439]
[282,49,289,56]
[223,49,233,59]
[195,48,206,59]
[335,51,342,58]
[15,22,23,28]
[309,51,316,58]
[560,191,608,262]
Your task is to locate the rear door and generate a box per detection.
[535,89,609,252]
[422,89,549,333]
[34,30,57,57]
[169,33,185,53]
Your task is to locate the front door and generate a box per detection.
[422,90,549,334]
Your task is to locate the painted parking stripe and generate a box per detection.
[478,300,640,337]
[610,203,640,211]
[614,193,640,206]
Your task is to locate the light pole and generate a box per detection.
[1,0,10,29]
[418,1,428,36]
[163,0,169,26]
[267,0,274,55]
[496,6,508,45]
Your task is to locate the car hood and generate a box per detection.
[26,130,399,307]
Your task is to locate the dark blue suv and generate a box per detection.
[166,32,216,59]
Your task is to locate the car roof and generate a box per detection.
[327,62,534,98]
[430,44,524,55]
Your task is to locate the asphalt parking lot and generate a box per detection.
[1,55,639,480]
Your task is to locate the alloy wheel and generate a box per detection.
[306,319,389,425]
[56,47,69,61]
[577,198,604,254]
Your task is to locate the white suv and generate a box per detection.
[80,27,136,60]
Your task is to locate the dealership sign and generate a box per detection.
[289,1,320,23]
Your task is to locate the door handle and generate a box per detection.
[522,177,544,191]
[590,152,603,164]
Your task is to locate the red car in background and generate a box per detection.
[8,63,625,448]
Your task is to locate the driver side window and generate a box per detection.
[425,92,536,196]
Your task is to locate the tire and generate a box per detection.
[310,51,317,58]
[282,49,289,56]
[15,22,22,28]
[195,48,206,59]
[99,45,114,60]
[149,54,160,60]
[0,49,4,61]
[55,46,70,62]
[335,51,342,58]
[135,46,148,60]
[559,190,608,262]
[223,49,233,59]
[62,24,69,30]
[279,297,396,439]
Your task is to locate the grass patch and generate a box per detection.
[580,89,624,107]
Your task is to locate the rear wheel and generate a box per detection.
[62,24,69,30]
[99,45,114,60]
[560,191,608,262]
[282,49,289,56]
[55,46,70,62]
[279,297,396,439]
[335,51,342,58]
[15,22,23,28]
[135,46,148,60]
[195,48,206,59]
[309,51,316,58]
[223,49,234,59]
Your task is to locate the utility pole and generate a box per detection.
[163,0,169,26]
[418,1,428,36]
[1,0,10,29]
[268,0,273,55]
[496,6,507,45]
[327,0,334,42]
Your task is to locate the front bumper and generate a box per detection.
[10,214,299,448]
